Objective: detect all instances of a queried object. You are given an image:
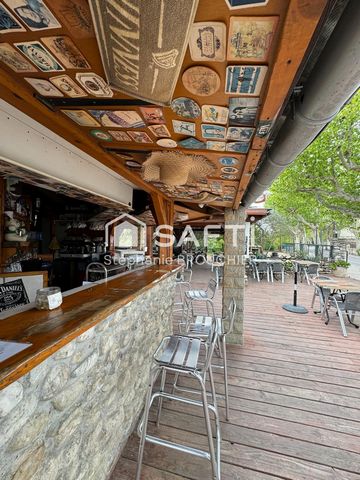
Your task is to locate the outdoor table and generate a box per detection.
[312,277,359,290]
[293,260,319,266]
[311,277,360,321]
[253,259,283,263]
[292,260,320,284]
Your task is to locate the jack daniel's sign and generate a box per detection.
[89,0,198,105]
[0,279,30,312]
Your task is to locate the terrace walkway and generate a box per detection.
[111,264,360,480]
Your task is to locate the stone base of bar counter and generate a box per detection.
[0,273,175,480]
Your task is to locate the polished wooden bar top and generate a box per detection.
[0,265,180,390]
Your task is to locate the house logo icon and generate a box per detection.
[104,213,146,249]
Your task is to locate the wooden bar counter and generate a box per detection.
[0,264,179,390]
[0,264,179,480]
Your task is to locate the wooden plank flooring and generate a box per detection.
[111,265,360,480]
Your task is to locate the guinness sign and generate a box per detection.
[89,0,199,105]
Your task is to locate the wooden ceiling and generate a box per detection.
[0,0,329,212]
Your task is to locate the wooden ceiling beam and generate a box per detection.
[175,202,212,215]
[0,69,167,199]
[176,214,212,225]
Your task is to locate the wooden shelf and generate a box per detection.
[3,241,31,247]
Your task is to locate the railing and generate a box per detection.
[281,243,348,261]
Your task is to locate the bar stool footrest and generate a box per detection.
[144,434,211,460]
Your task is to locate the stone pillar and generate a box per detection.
[223,207,246,345]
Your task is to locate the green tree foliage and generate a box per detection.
[255,211,297,250]
[267,90,360,239]
[207,236,224,253]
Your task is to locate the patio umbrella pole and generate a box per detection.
[282,264,308,314]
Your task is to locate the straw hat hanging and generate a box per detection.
[142,151,215,186]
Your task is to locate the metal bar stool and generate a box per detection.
[136,325,221,480]
[183,278,217,323]
[177,298,237,421]
[173,269,193,317]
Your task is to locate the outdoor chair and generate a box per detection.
[253,261,270,282]
[185,254,194,270]
[323,291,360,337]
[214,264,224,286]
[245,258,254,279]
[183,278,217,320]
[211,254,224,271]
[173,269,193,317]
[310,275,335,313]
[303,263,319,285]
[136,321,221,480]
[270,262,285,283]
[177,298,237,421]
[176,268,193,284]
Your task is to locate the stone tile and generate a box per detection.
[0,382,23,418]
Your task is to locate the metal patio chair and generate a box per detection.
[253,261,270,282]
[136,322,221,480]
[311,276,333,313]
[303,263,319,285]
[270,262,285,283]
[323,291,360,337]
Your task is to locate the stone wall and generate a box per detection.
[223,207,246,345]
[0,274,176,480]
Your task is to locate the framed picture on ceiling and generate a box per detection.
[225,65,268,96]
[227,16,278,62]
[224,0,269,9]
[228,97,259,126]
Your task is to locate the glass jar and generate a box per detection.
[35,287,62,311]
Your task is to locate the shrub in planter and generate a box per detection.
[329,260,351,277]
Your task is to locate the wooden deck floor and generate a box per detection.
[111,265,360,480]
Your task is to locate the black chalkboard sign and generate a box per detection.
[0,279,30,312]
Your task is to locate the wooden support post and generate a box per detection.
[146,225,154,258]
[151,193,174,265]
[223,207,246,345]
[0,178,5,267]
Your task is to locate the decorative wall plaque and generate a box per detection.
[202,105,229,124]
[171,97,201,119]
[89,0,199,105]
[189,22,226,62]
[227,16,278,62]
[225,65,268,96]
[182,66,221,96]
[25,78,64,97]
[228,97,259,125]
